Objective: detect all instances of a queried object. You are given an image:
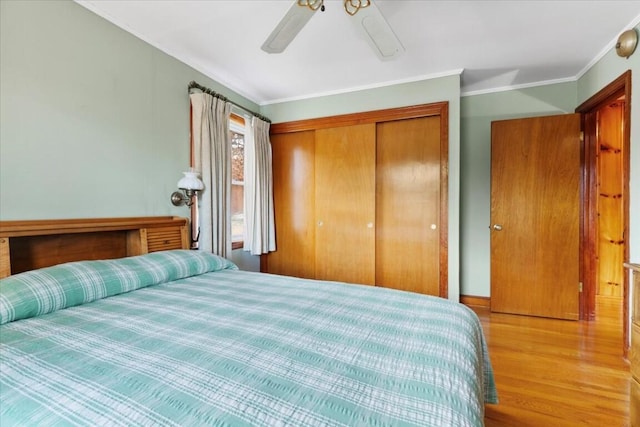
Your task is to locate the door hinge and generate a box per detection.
[579,282,583,292]
[579,131,584,142]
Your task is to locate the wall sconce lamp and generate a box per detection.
[170,170,204,207]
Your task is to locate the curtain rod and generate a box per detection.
[187,81,271,123]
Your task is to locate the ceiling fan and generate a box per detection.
[261,0,404,61]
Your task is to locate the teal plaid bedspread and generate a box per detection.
[0,251,497,426]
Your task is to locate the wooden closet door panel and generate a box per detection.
[376,116,441,295]
[266,131,316,279]
[315,124,376,285]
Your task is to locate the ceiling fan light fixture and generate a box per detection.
[262,0,403,61]
[262,3,317,53]
[362,16,399,59]
[356,2,404,60]
[298,0,324,11]
[344,0,371,16]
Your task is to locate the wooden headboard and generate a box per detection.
[0,216,189,278]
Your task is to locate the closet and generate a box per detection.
[262,103,448,297]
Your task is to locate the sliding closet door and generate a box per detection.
[265,131,316,279]
[265,102,449,296]
[376,116,441,295]
[315,124,376,285]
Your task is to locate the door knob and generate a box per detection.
[493,224,503,231]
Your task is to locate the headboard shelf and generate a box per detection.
[0,216,189,278]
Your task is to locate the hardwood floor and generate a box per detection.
[471,296,630,426]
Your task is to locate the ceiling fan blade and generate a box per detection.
[261,2,317,54]
[355,1,404,60]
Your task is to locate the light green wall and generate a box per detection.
[0,0,258,220]
[262,75,463,301]
[0,0,261,270]
[577,24,640,269]
[261,74,460,123]
[459,82,578,296]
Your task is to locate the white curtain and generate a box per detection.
[243,116,276,255]
[190,93,232,257]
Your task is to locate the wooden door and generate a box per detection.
[491,114,580,320]
[376,116,441,295]
[315,124,376,285]
[264,131,316,279]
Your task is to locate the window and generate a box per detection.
[230,114,245,249]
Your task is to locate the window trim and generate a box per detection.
[230,113,246,250]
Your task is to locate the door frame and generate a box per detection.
[576,71,631,345]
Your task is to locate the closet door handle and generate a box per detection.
[492,224,503,231]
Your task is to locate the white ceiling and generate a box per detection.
[75,0,640,105]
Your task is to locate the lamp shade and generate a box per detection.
[177,171,204,191]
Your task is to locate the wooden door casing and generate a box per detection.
[376,116,441,295]
[576,70,631,354]
[491,114,581,320]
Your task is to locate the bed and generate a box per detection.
[0,221,497,427]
